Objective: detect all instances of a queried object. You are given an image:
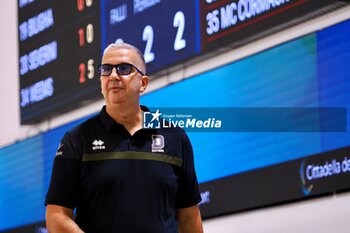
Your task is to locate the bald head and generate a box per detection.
[103,43,146,74]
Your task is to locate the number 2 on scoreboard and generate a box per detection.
[173,11,186,51]
[141,11,187,64]
[79,59,94,84]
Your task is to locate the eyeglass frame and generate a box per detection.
[97,63,145,77]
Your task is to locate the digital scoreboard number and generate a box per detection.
[18,0,347,124]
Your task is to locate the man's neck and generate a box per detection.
[106,102,143,135]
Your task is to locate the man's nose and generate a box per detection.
[109,68,121,81]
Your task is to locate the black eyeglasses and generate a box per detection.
[97,63,145,76]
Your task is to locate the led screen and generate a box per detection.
[139,19,350,217]
[18,0,346,124]
[2,18,350,231]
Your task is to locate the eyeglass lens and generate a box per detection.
[98,64,132,76]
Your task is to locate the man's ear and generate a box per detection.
[140,76,149,93]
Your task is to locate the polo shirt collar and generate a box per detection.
[99,105,150,132]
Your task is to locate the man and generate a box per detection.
[45,43,203,233]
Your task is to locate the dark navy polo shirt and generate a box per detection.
[45,106,201,233]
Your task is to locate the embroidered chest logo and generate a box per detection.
[151,135,165,153]
[55,143,64,156]
[92,139,105,150]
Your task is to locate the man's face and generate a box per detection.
[100,47,147,106]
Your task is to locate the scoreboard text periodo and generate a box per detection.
[18,0,346,124]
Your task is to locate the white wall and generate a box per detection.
[1,1,350,232]
[0,0,20,146]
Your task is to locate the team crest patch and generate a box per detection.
[151,135,164,152]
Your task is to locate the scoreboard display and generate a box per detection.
[18,0,102,124]
[18,0,347,124]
